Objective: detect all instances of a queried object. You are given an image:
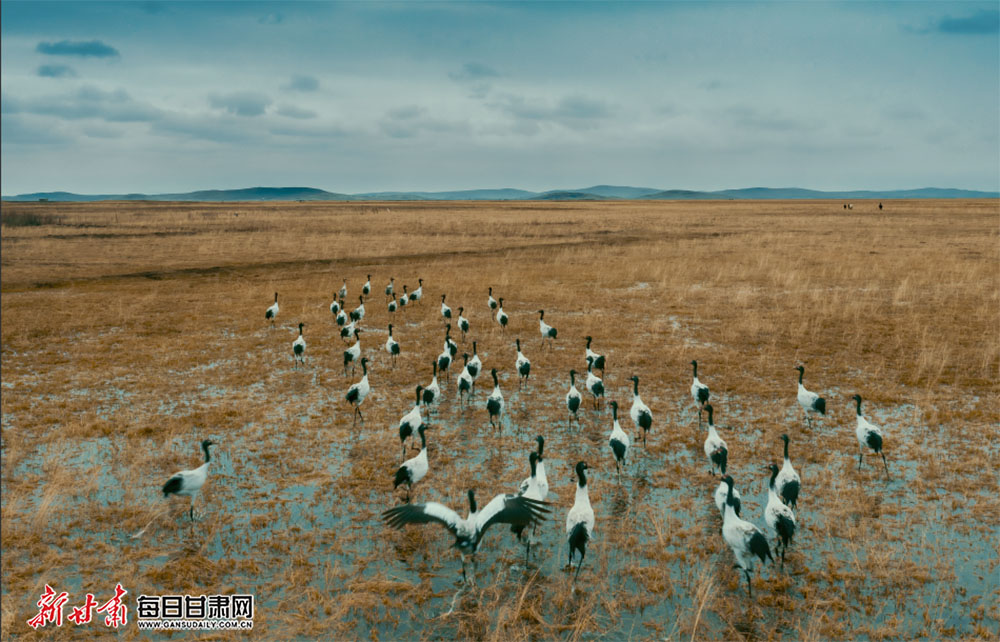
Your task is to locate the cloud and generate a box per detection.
[259,12,283,25]
[937,9,999,35]
[37,64,77,78]
[151,113,252,143]
[283,75,319,92]
[82,125,124,139]
[276,104,317,120]
[378,105,467,139]
[884,105,926,121]
[17,86,162,122]
[386,105,425,120]
[1,114,72,145]
[36,40,120,58]
[1,93,23,114]
[449,62,500,99]
[488,93,614,131]
[208,92,271,117]
[449,62,500,83]
[720,105,819,133]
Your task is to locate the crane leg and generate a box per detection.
[574,551,585,582]
[881,452,890,478]
[858,452,864,470]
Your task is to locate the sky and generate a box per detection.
[1,1,998,195]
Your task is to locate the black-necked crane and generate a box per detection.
[457,354,473,405]
[467,341,482,394]
[339,278,347,300]
[515,338,531,389]
[441,294,452,321]
[538,310,557,348]
[345,357,370,426]
[422,361,441,416]
[702,404,727,476]
[796,365,826,429]
[690,360,710,427]
[629,376,653,446]
[512,451,545,562]
[162,439,215,521]
[519,435,549,501]
[362,274,371,298]
[437,344,452,382]
[566,369,582,426]
[776,434,801,509]
[410,278,423,304]
[495,298,509,334]
[444,324,458,358]
[343,328,362,376]
[340,320,356,341]
[852,394,889,478]
[721,475,772,598]
[385,324,400,367]
[292,322,306,367]
[488,287,498,312]
[398,385,424,456]
[608,401,629,481]
[350,295,365,323]
[399,285,409,309]
[765,463,796,569]
[714,477,741,518]
[457,307,470,341]
[336,298,348,328]
[585,357,604,410]
[393,425,428,502]
[329,293,340,318]
[388,295,398,316]
[382,488,550,585]
[486,368,504,431]
[385,277,394,299]
[566,461,595,581]
[585,336,605,374]
[265,292,279,328]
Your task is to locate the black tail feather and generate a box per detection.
[748,531,773,564]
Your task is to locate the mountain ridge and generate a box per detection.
[3,185,997,202]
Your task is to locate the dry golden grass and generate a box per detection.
[1,198,998,640]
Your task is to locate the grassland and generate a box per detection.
[1,199,998,640]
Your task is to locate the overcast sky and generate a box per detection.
[2,1,997,195]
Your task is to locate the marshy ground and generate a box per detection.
[1,199,998,640]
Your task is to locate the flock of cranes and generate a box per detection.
[160,274,894,599]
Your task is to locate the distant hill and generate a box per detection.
[353,188,537,201]
[4,186,353,202]
[533,190,617,201]
[3,185,996,202]
[641,187,1000,200]
[571,185,662,198]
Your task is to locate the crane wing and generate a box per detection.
[474,494,550,545]
[382,502,463,539]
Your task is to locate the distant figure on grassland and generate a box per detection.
[878,202,883,210]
